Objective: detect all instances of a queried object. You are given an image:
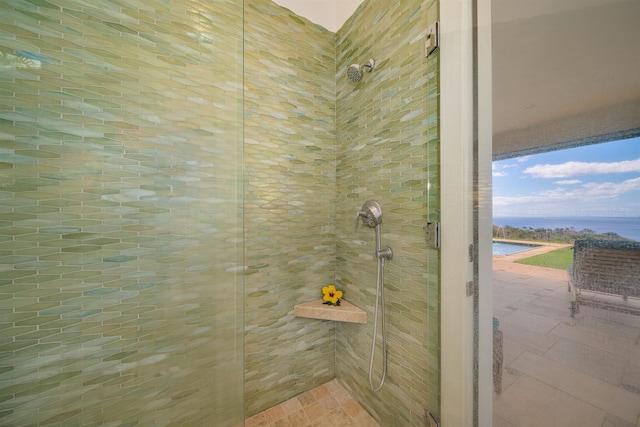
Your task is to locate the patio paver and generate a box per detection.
[493,257,640,427]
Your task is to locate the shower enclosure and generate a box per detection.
[1,0,441,425]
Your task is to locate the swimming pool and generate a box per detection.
[492,241,541,255]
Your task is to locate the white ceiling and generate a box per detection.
[272,0,364,32]
[272,0,640,159]
[492,0,640,158]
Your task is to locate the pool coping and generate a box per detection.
[492,239,572,262]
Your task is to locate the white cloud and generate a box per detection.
[579,177,640,198]
[547,177,640,201]
[524,158,640,178]
[493,177,640,216]
[555,179,581,185]
[492,161,520,177]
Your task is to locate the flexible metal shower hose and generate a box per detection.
[368,228,387,392]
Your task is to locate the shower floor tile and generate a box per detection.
[245,379,380,427]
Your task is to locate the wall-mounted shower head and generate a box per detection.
[347,59,375,82]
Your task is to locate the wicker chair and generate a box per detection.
[569,239,640,317]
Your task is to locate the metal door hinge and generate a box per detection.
[466,281,475,297]
[424,22,439,57]
[424,222,440,248]
[426,411,439,427]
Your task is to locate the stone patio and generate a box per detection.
[492,255,640,427]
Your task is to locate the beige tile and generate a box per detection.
[331,386,352,405]
[265,404,286,423]
[317,395,339,411]
[502,308,561,335]
[287,408,309,426]
[323,378,341,393]
[281,398,303,416]
[303,402,324,423]
[245,413,269,427]
[500,320,560,353]
[544,338,626,385]
[492,411,517,427]
[502,336,529,366]
[511,351,640,424]
[514,294,574,322]
[310,384,330,400]
[602,413,637,427]
[342,398,365,418]
[352,411,381,427]
[494,259,640,427]
[495,375,605,427]
[310,416,334,427]
[297,391,316,407]
[621,361,640,395]
[311,408,355,427]
[578,306,640,331]
[247,379,380,427]
[551,322,640,361]
[575,312,640,342]
[500,365,521,393]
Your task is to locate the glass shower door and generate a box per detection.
[0,0,245,425]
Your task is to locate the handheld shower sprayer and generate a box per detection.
[355,200,393,392]
[355,201,392,261]
[355,200,382,230]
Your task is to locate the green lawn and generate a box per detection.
[515,246,574,270]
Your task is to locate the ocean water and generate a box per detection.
[493,216,640,242]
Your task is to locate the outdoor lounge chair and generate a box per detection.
[569,239,640,317]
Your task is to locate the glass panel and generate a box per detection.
[334,1,441,425]
[0,0,244,425]
[492,143,640,426]
[491,0,640,423]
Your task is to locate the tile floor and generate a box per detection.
[245,379,380,427]
[247,250,640,427]
[492,256,640,427]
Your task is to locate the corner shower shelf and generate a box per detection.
[294,299,367,324]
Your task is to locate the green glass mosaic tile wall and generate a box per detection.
[335,0,441,425]
[0,1,244,426]
[2,0,442,423]
[243,0,337,417]
[243,0,441,423]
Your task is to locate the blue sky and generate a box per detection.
[492,137,640,217]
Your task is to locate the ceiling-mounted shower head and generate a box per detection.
[347,59,375,82]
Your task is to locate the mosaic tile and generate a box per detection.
[3,0,441,425]
[1,0,245,425]
[334,0,440,425]
[243,0,337,416]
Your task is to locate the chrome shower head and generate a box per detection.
[347,64,363,82]
[347,59,375,82]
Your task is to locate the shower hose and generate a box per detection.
[368,226,387,392]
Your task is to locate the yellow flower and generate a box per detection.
[322,285,343,305]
